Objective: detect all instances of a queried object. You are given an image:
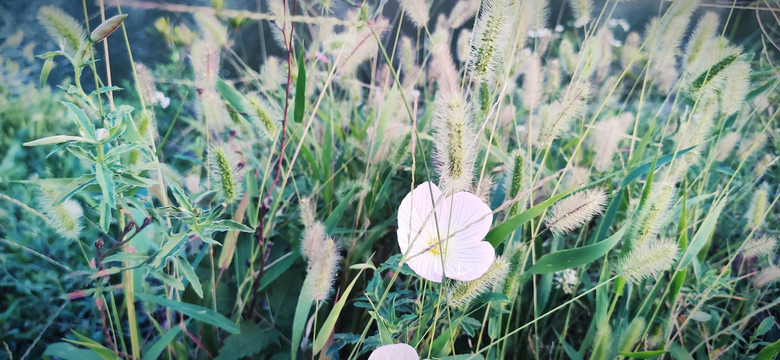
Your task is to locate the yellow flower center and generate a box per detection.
[427,237,444,256]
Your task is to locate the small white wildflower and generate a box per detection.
[152,91,170,109]
[554,268,577,294]
[397,182,495,282]
[368,343,418,360]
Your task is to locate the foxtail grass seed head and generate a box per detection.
[719,60,750,116]
[506,149,530,216]
[39,188,84,241]
[503,246,526,299]
[683,11,719,68]
[90,14,128,43]
[244,93,278,138]
[37,6,86,55]
[738,132,767,162]
[208,145,244,204]
[625,180,676,251]
[135,63,156,106]
[571,0,592,28]
[522,52,543,110]
[644,0,698,93]
[754,154,776,179]
[620,317,647,352]
[588,113,633,172]
[745,183,769,231]
[753,266,780,288]
[447,0,481,29]
[195,12,227,46]
[714,132,740,161]
[431,42,459,98]
[468,0,515,84]
[538,81,591,146]
[562,166,590,190]
[545,188,607,235]
[740,236,777,258]
[400,0,430,28]
[433,94,476,193]
[304,236,341,301]
[448,256,509,310]
[618,238,680,282]
[554,269,577,294]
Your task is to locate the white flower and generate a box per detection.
[152,91,171,109]
[397,182,495,283]
[368,343,419,360]
[554,268,577,295]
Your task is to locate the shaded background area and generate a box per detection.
[1,0,777,91]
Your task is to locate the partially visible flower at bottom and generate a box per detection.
[397,182,495,282]
[368,343,419,360]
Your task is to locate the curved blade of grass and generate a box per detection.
[618,350,668,358]
[526,225,627,274]
[135,293,239,334]
[485,190,570,247]
[294,49,306,123]
[677,195,726,268]
[142,323,183,360]
[312,267,366,354]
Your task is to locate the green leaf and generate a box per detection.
[177,257,204,298]
[44,342,105,360]
[205,220,253,233]
[48,174,96,206]
[667,342,694,360]
[216,78,248,114]
[23,135,93,146]
[753,316,775,340]
[526,225,627,274]
[323,187,357,232]
[293,49,306,123]
[95,162,115,208]
[60,101,96,141]
[258,253,298,291]
[620,146,694,188]
[677,196,726,268]
[66,330,117,360]
[312,267,366,354]
[618,350,668,358]
[290,278,315,360]
[40,57,54,88]
[485,190,571,247]
[152,233,188,269]
[142,324,183,360]
[135,293,239,334]
[756,339,780,360]
[215,321,279,360]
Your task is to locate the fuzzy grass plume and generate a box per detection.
[617,238,680,282]
[545,188,607,235]
[433,94,476,193]
[467,0,515,84]
[37,6,86,55]
[448,256,509,310]
[208,145,244,204]
[38,187,83,241]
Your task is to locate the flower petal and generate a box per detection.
[397,182,442,256]
[406,251,445,283]
[368,343,419,360]
[444,241,495,281]
[436,191,493,245]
